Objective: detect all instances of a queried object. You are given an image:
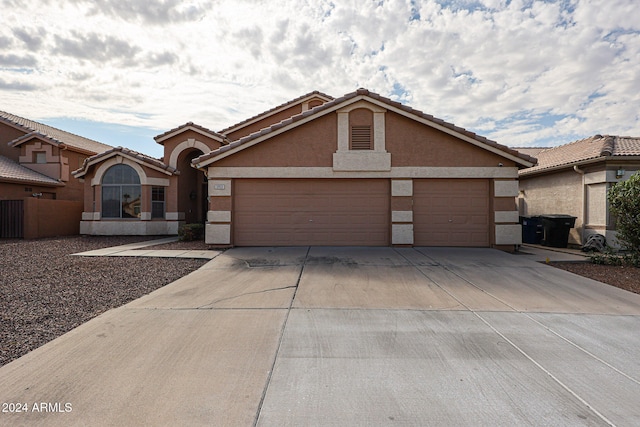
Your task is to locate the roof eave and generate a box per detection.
[519,156,607,177]
[9,132,61,148]
[154,124,227,145]
[0,176,64,187]
[219,91,334,136]
[73,150,177,179]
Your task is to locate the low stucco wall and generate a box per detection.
[80,220,180,236]
[24,198,83,239]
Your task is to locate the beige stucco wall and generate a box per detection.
[205,105,523,248]
[0,122,26,161]
[519,169,583,245]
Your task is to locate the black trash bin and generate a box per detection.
[520,215,543,244]
[540,214,577,248]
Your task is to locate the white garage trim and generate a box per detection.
[495,224,522,245]
[207,166,518,179]
[206,224,231,245]
[392,224,414,245]
[208,210,231,222]
[494,180,519,197]
[391,180,413,196]
[495,211,519,223]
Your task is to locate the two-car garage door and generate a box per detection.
[234,179,389,246]
[232,178,489,247]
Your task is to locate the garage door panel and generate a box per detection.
[234,179,389,246]
[414,179,490,247]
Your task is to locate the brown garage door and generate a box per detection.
[414,179,490,247]
[234,179,389,246]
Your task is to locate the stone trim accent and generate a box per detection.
[495,224,522,245]
[206,224,231,245]
[494,180,519,197]
[392,224,414,245]
[207,166,518,179]
[391,179,414,245]
[391,180,413,197]
[209,180,232,196]
[494,211,519,223]
[208,210,231,223]
[168,138,211,169]
[392,210,413,223]
[206,179,233,245]
[333,100,390,172]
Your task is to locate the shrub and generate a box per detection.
[178,223,204,241]
[608,171,640,256]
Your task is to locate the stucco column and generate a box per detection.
[206,177,232,245]
[391,179,414,245]
[493,179,521,246]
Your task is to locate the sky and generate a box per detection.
[1,0,639,159]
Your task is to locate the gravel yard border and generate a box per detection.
[1,236,209,367]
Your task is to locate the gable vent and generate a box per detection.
[350,125,372,150]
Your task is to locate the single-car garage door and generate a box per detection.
[414,179,490,247]
[234,179,389,246]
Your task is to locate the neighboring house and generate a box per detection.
[0,111,112,238]
[75,88,535,250]
[518,135,640,247]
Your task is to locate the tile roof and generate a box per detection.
[154,121,228,144]
[74,146,178,178]
[194,88,536,167]
[512,147,547,158]
[217,90,334,135]
[0,110,112,154]
[0,155,63,186]
[519,135,640,176]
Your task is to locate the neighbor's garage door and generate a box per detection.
[234,179,389,246]
[414,179,490,247]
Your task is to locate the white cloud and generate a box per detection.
[0,0,639,155]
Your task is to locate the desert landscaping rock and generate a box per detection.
[0,236,207,366]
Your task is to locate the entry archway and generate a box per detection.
[176,148,207,224]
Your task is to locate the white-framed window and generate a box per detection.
[151,187,165,219]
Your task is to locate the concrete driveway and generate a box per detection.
[1,247,639,426]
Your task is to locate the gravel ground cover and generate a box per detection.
[550,262,640,294]
[0,236,208,367]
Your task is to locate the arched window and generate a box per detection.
[102,164,141,219]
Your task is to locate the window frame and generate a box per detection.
[101,164,142,220]
[151,186,166,219]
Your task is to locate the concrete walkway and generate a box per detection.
[72,237,220,259]
[1,246,638,426]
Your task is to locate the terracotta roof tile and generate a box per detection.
[513,147,546,158]
[0,155,62,186]
[614,136,640,156]
[519,135,640,175]
[194,88,536,166]
[218,90,334,135]
[0,111,112,154]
